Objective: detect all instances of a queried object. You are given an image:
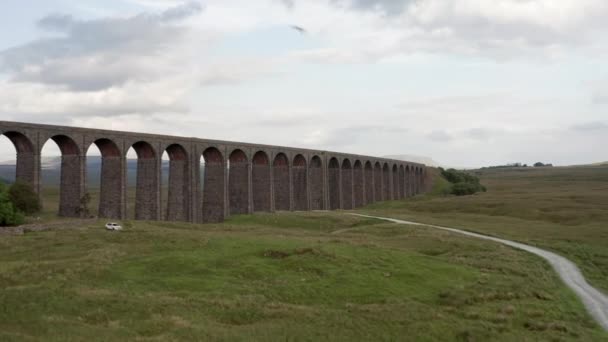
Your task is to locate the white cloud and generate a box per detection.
[0,3,204,91]
[0,0,607,167]
[281,0,608,62]
[0,78,190,119]
[591,79,608,104]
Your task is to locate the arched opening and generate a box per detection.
[374,162,382,201]
[163,144,189,222]
[41,135,83,218]
[2,131,35,187]
[382,163,390,201]
[160,151,169,219]
[328,157,340,210]
[364,161,373,205]
[252,151,270,212]
[309,155,324,210]
[353,160,364,208]
[0,135,17,185]
[229,149,249,215]
[126,141,158,220]
[87,138,122,219]
[293,154,307,211]
[392,164,399,201]
[273,153,290,211]
[201,147,225,223]
[399,165,405,199]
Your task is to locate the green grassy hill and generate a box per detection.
[1,165,608,340]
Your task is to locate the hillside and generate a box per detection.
[0,156,172,186]
[1,211,606,340]
[2,165,607,340]
[381,154,441,167]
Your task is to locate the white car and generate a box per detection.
[105,222,123,231]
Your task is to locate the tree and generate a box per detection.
[534,162,545,167]
[8,181,41,215]
[0,183,24,226]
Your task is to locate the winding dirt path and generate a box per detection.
[353,214,608,331]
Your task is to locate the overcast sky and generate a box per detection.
[1,0,607,167]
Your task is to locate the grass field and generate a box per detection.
[1,165,607,340]
[363,165,608,294]
[36,186,170,221]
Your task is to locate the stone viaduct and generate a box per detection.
[0,121,428,223]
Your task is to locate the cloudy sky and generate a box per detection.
[1,0,607,167]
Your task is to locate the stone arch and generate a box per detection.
[129,141,159,220]
[353,160,364,208]
[405,165,412,198]
[2,131,36,189]
[411,166,418,196]
[399,165,405,199]
[164,144,190,222]
[328,157,340,210]
[341,159,353,210]
[49,135,81,155]
[3,131,34,154]
[392,164,399,201]
[252,151,271,212]
[374,162,382,201]
[416,167,421,195]
[382,163,390,201]
[309,155,324,210]
[41,135,83,217]
[202,147,225,223]
[88,138,122,219]
[273,153,290,211]
[293,154,307,211]
[228,149,249,215]
[412,167,418,195]
[364,161,373,204]
[421,167,426,193]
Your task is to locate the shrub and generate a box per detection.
[451,182,485,196]
[8,181,41,215]
[0,183,24,226]
[77,193,92,217]
[439,168,486,196]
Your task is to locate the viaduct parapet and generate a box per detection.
[0,121,428,223]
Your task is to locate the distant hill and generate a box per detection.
[0,156,173,187]
[382,154,441,167]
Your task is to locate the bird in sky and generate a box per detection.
[290,25,306,34]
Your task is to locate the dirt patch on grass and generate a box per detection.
[262,247,329,259]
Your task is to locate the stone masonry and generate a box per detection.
[0,121,428,223]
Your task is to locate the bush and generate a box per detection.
[451,182,486,196]
[0,183,24,226]
[8,181,41,215]
[439,168,486,196]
